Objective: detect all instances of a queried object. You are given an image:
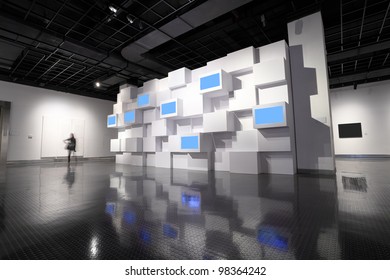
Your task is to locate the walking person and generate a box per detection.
[64,133,76,164]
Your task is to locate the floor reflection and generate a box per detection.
[0,159,390,259]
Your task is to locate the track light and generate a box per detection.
[109,5,117,13]
[126,15,134,24]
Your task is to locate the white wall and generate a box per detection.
[288,12,335,172]
[0,81,115,161]
[331,81,390,155]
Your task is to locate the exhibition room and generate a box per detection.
[0,0,390,260]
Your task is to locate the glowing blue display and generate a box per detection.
[161,101,177,115]
[137,94,149,106]
[107,115,116,126]
[123,211,136,225]
[163,224,178,239]
[254,106,284,125]
[200,73,220,90]
[181,136,199,149]
[124,110,135,123]
[105,203,115,216]
[257,228,288,251]
[181,193,201,209]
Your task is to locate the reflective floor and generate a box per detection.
[0,158,390,259]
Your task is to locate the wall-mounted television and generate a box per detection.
[181,135,199,150]
[338,123,362,138]
[107,115,117,127]
[124,110,135,124]
[137,94,150,107]
[200,72,221,90]
[161,101,177,115]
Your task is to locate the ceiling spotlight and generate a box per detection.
[95,81,101,88]
[126,15,134,24]
[109,5,117,13]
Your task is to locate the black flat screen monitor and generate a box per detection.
[338,123,362,138]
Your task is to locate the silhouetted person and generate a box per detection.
[63,133,76,163]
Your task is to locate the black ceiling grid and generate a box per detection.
[0,0,390,101]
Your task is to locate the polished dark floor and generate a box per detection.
[0,158,390,259]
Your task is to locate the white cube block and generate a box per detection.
[136,92,156,109]
[253,58,287,88]
[130,153,145,166]
[258,129,291,152]
[155,89,171,106]
[232,130,259,151]
[187,153,212,171]
[110,139,121,152]
[214,152,230,171]
[182,94,204,117]
[130,126,144,138]
[143,79,159,92]
[175,119,192,135]
[172,153,188,169]
[224,46,257,74]
[260,153,295,174]
[122,152,132,165]
[151,119,174,136]
[203,110,235,133]
[121,138,143,152]
[252,102,288,129]
[160,98,183,119]
[143,108,159,124]
[115,154,124,164]
[259,40,288,62]
[143,137,161,152]
[229,152,261,174]
[146,153,156,167]
[168,67,192,89]
[118,128,132,139]
[199,70,233,98]
[118,85,137,102]
[155,152,171,168]
[229,87,257,111]
[258,84,289,105]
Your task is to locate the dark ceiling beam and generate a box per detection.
[329,67,390,85]
[327,40,390,63]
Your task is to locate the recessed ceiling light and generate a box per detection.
[109,5,117,13]
[95,82,101,87]
[126,15,134,24]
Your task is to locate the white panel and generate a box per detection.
[211,95,230,111]
[155,152,171,168]
[229,152,260,174]
[118,85,137,102]
[146,153,156,167]
[203,110,235,132]
[253,58,287,88]
[130,153,145,166]
[155,89,171,106]
[187,153,211,171]
[259,40,288,62]
[258,84,289,105]
[121,138,142,152]
[116,154,124,164]
[110,139,121,152]
[172,153,188,169]
[260,153,294,175]
[232,130,259,151]
[168,135,181,152]
[258,129,291,152]
[118,128,131,139]
[175,119,192,135]
[168,67,192,89]
[171,86,188,99]
[122,152,132,165]
[143,108,158,124]
[182,94,204,117]
[130,126,144,138]
[158,77,169,91]
[229,87,257,111]
[224,46,257,74]
[192,117,204,133]
[214,151,230,171]
[143,137,160,152]
[143,79,159,92]
[151,119,174,136]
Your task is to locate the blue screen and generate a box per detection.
[137,94,149,106]
[181,193,201,209]
[257,228,288,251]
[107,115,116,126]
[181,136,199,149]
[254,106,284,125]
[124,111,135,123]
[163,224,178,239]
[161,101,176,115]
[200,73,220,90]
